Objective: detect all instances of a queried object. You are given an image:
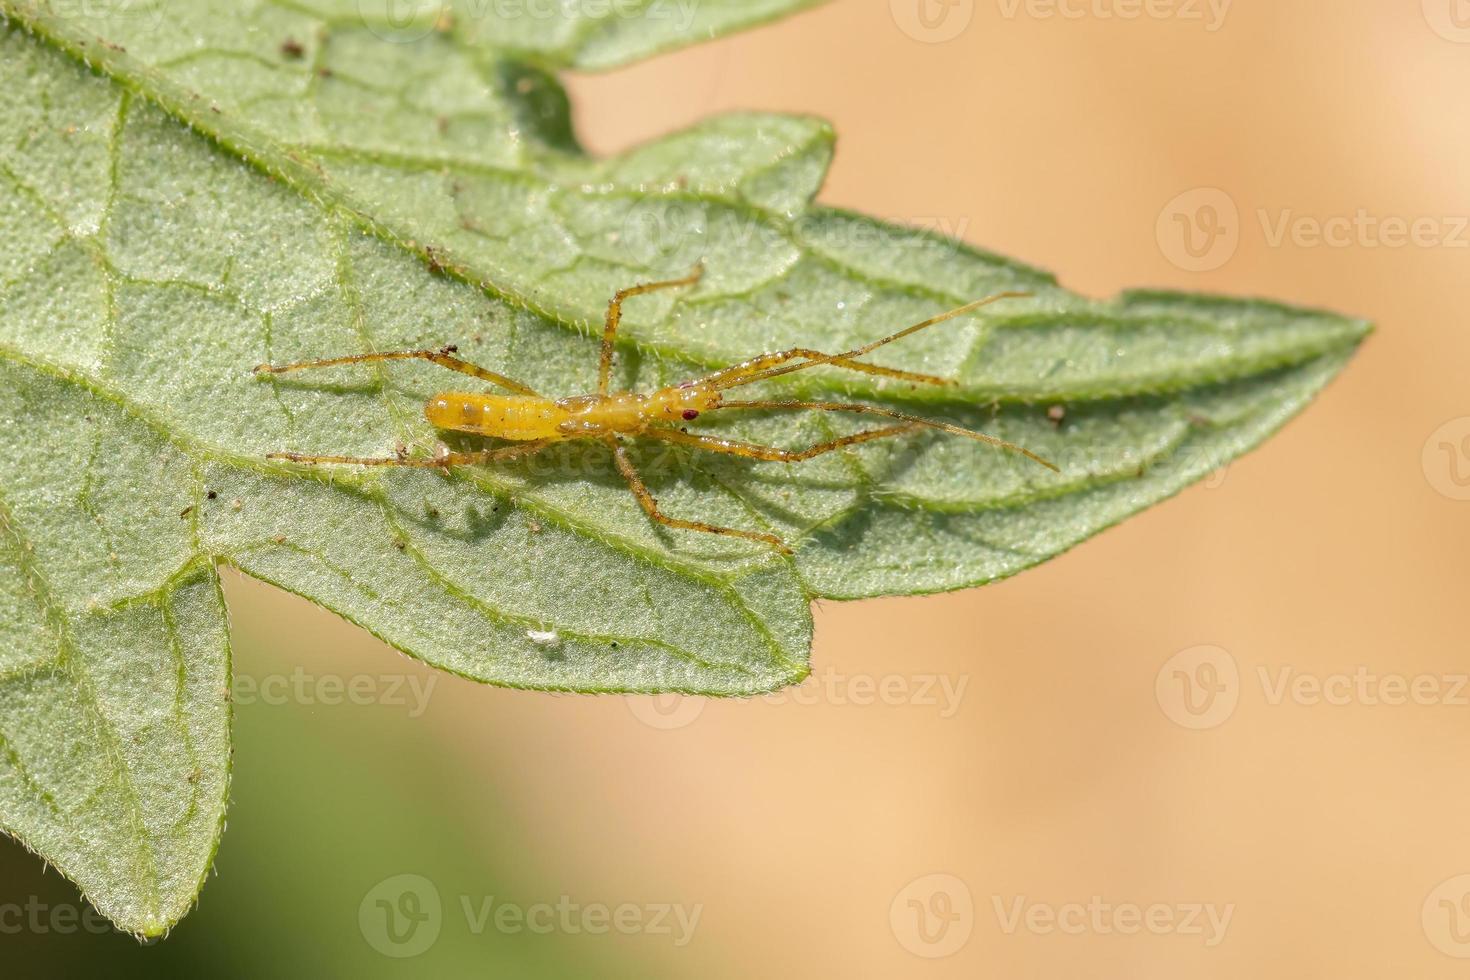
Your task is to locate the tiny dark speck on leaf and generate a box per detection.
[206,490,218,500]
[280,38,305,59]
[179,506,194,519]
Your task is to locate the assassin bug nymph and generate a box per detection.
[254,267,1057,555]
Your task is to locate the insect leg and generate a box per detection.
[267,441,551,469]
[254,348,542,397]
[695,349,950,390]
[598,265,704,395]
[644,424,921,462]
[710,290,1031,391]
[606,437,791,554]
[717,399,1059,472]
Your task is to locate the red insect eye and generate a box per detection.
[682,409,700,421]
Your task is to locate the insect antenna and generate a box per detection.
[717,399,1060,473]
[711,290,1031,391]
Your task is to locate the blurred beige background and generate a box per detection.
[31,1,1463,976]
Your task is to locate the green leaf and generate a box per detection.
[0,0,1367,936]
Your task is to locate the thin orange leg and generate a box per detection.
[716,399,1059,472]
[599,265,704,394]
[255,347,542,397]
[607,437,791,554]
[644,424,921,462]
[268,440,552,469]
[693,348,951,389]
[708,291,1031,391]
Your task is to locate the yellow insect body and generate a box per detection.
[424,386,722,441]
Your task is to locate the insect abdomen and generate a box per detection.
[424,393,564,441]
